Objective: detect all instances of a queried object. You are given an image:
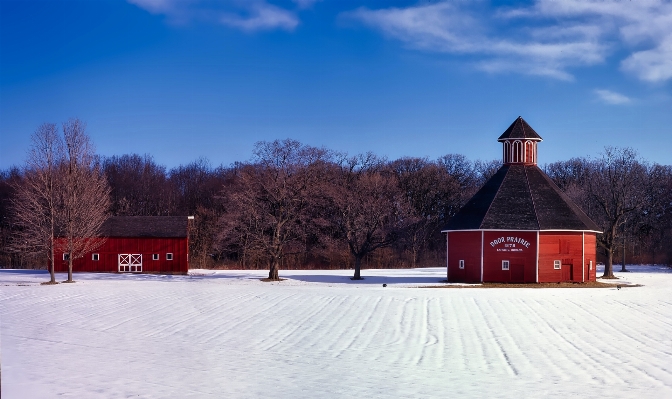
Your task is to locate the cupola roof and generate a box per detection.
[497,116,543,142]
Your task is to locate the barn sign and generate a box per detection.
[490,236,531,252]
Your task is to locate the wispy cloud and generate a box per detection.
[292,0,322,10]
[129,0,300,31]
[594,89,632,105]
[346,0,672,82]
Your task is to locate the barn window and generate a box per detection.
[554,260,561,269]
[152,254,159,261]
[63,253,70,261]
[459,260,465,269]
[166,253,173,260]
[92,253,99,261]
[502,260,510,270]
[589,261,593,270]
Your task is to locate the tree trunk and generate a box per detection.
[66,256,74,283]
[602,247,615,278]
[49,237,56,284]
[620,233,629,272]
[352,255,363,280]
[268,258,280,280]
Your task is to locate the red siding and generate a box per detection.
[54,237,188,274]
[538,232,595,283]
[447,230,598,284]
[482,231,537,283]
[585,233,597,282]
[447,231,482,283]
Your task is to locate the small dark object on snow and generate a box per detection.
[383,284,387,287]
[617,285,621,290]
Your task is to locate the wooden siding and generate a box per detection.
[54,237,188,274]
[538,232,596,283]
[482,231,537,283]
[584,233,597,282]
[447,231,482,283]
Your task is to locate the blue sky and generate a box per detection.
[1,0,671,170]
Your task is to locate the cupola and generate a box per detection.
[497,116,542,165]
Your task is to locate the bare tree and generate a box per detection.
[9,124,63,283]
[103,154,174,216]
[218,140,330,280]
[58,119,111,283]
[392,157,460,267]
[328,154,413,280]
[586,147,648,278]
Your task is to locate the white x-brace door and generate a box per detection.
[118,254,142,272]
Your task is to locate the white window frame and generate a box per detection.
[92,253,99,261]
[166,253,173,261]
[118,254,142,273]
[63,253,70,261]
[589,261,593,270]
[554,260,561,270]
[502,260,510,270]
[152,253,159,261]
[459,260,465,269]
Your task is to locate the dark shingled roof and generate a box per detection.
[443,165,600,231]
[498,116,543,141]
[100,216,188,238]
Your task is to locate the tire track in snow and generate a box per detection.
[472,297,519,376]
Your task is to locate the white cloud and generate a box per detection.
[347,2,608,80]
[220,3,298,31]
[129,0,300,31]
[347,0,672,82]
[292,0,322,9]
[594,89,632,105]
[621,35,672,82]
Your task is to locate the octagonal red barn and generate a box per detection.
[442,117,601,283]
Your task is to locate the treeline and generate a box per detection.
[2,135,671,276]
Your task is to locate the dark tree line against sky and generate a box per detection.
[1,125,671,280]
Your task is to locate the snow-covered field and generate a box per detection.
[2,266,671,398]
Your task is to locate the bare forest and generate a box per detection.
[1,133,671,276]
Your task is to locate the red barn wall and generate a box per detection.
[538,232,594,283]
[585,233,597,282]
[54,237,188,274]
[482,231,537,283]
[447,231,482,283]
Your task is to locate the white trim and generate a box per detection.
[554,260,561,269]
[92,253,99,261]
[582,231,585,282]
[459,259,465,269]
[152,253,159,261]
[502,260,510,270]
[118,254,142,273]
[441,228,603,233]
[536,230,539,283]
[446,232,449,281]
[480,231,484,282]
[166,253,173,261]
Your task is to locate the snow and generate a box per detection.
[2,266,672,398]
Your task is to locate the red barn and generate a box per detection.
[54,216,189,274]
[442,117,601,283]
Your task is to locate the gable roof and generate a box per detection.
[498,116,543,141]
[442,165,600,232]
[100,216,188,238]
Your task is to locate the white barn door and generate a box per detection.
[118,254,142,273]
